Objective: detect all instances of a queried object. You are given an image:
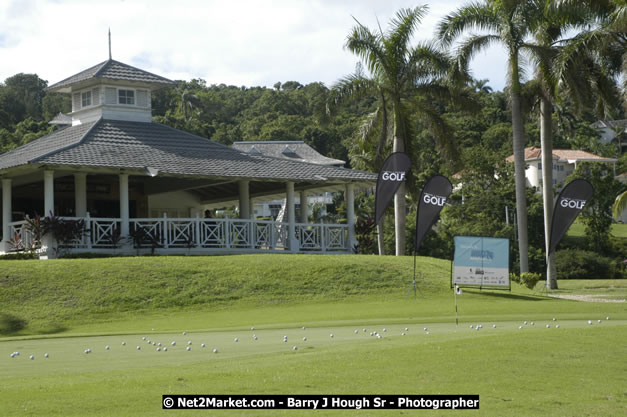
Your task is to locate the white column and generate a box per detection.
[44,170,55,216]
[286,181,297,252]
[299,190,308,223]
[119,174,129,237]
[2,179,12,251]
[238,180,250,220]
[345,183,356,252]
[74,173,87,217]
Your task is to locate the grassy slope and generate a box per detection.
[1,255,626,416]
[1,255,625,335]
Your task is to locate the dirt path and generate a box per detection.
[548,294,626,303]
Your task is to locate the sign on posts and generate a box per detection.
[452,236,510,289]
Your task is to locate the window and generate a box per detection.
[538,162,542,170]
[81,91,92,107]
[118,89,135,105]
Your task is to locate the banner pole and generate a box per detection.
[454,285,459,326]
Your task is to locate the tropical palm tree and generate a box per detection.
[437,0,553,273]
[613,191,627,220]
[334,6,466,256]
[531,0,622,288]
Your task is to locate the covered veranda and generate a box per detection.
[0,119,376,257]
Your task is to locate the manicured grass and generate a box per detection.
[1,255,626,416]
[568,220,627,238]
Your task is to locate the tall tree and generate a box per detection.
[335,5,464,256]
[529,0,622,289]
[438,0,545,273]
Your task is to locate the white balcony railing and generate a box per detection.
[5,215,351,254]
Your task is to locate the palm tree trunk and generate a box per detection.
[509,53,529,273]
[393,108,406,256]
[540,95,558,289]
[377,219,385,255]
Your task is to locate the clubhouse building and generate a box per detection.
[0,59,377,257]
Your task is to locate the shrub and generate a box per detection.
[0,312,27,334]
[0,253,38,260]
[555,249,618,279]
[510,272,541,289]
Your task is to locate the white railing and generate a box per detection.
[4,216,350,254]
[7,220,38,251]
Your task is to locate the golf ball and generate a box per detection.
[519,326,523,329]
[524,321,528,325]
[171,341,176,346]
[330,334,334,338]
[186,346,191,351]
[142,337,146,340]
[44,353,49,358]
[493,324,496,328]
[122,341,126,346]
[598,320,601,323]
[405,327,409,331]
[470,325,474,329]
[10,353,15,358]
[401,332,406,336]
[530,322,535,326]
[606,317,610,320]
[163,347,167,352]
[588,320,593,325]
[303,337,307,341]
[363,328,367,332]
[354,330,358,334]
[476,327,480,331]
[552,318,556,321]
[201,343,206,348]
[253,335,258,340]
[30,355,34,360]
[188,341,192,345]
[376,334,381,339]
[106,346,110,350]
[293,346,298,350]
[383,328,387,332]
[183,331,187,335]
[156,347,161,352]
[85,349,91,354]
[426,332,430,335]
[302,327,306,330]
[546,325,550,328]
[213,348,218,353]
[137,346,141,350]
[234,338,238,343]
[157,343,161,347]
[251,327,255,331]
[556,325,560,328]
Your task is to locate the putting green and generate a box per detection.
[2,317,625,416]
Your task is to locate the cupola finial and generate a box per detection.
[108,28,112,60]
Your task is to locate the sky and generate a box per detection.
[0,0,508,91]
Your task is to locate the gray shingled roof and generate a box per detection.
[232,141,345,166]
[0,119,376,183]
[47,59,174,91]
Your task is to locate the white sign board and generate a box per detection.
[453,236,509,287]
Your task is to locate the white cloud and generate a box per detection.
[0,0,507,91]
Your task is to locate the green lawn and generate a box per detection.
[1,255,626,416]
[568,220,627,238]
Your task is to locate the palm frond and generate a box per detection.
[436,2,499,47]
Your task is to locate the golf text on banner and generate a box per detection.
[548,179,594,254]
[375,152,411,225]
[415,175,453,253]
